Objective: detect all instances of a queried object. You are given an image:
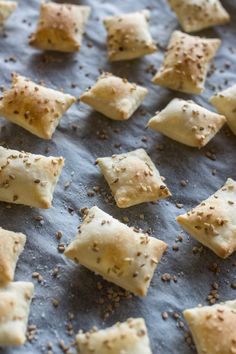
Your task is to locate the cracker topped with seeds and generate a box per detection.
[0,146,64,208]
[29,2,91,52]
[177,178,236,258]
[103,10,157,61]
[97,148,171,208]
[210,84,236,136]
[0,227,26,284]
[183,300,236,354]
[168,0,230,33]
[148,98,226,148]
[77,318,152,354]
[80,72,148,121]
[0,282,34,347]
[0,74,76,139]
[152,31,221,94]
[64,206,167,296]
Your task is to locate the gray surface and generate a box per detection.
[0,0,236,353]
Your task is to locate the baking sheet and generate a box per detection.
[0,0,236,353]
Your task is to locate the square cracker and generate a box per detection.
[168,0,230,33]
[80,73,148,121]
[177,178,236,258]
[0,282,34,346]
[148,98,226,148]
[152,31,221,94]
[183,300,236,354]
[77,318,152,354]
[103,10,157,61]
[64,206,167,296]
[29,2,91,52]
[97,148,171,208]
[0,227,26,284]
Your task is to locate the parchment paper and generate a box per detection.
[0,0,236,353]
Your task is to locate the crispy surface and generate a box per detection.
[0,282,34,346]
[177,178,236,258]
[184,300,236,354]
[148,98,226,148]
[29,2,91,52]
[64,206,167,296]
[0,227,26,283]
[0,146,64,208]
[77,318,152,354]
[103,10,157,61]
[0,74,76,139]
[80,73,148,120]
[152,31,221,94]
